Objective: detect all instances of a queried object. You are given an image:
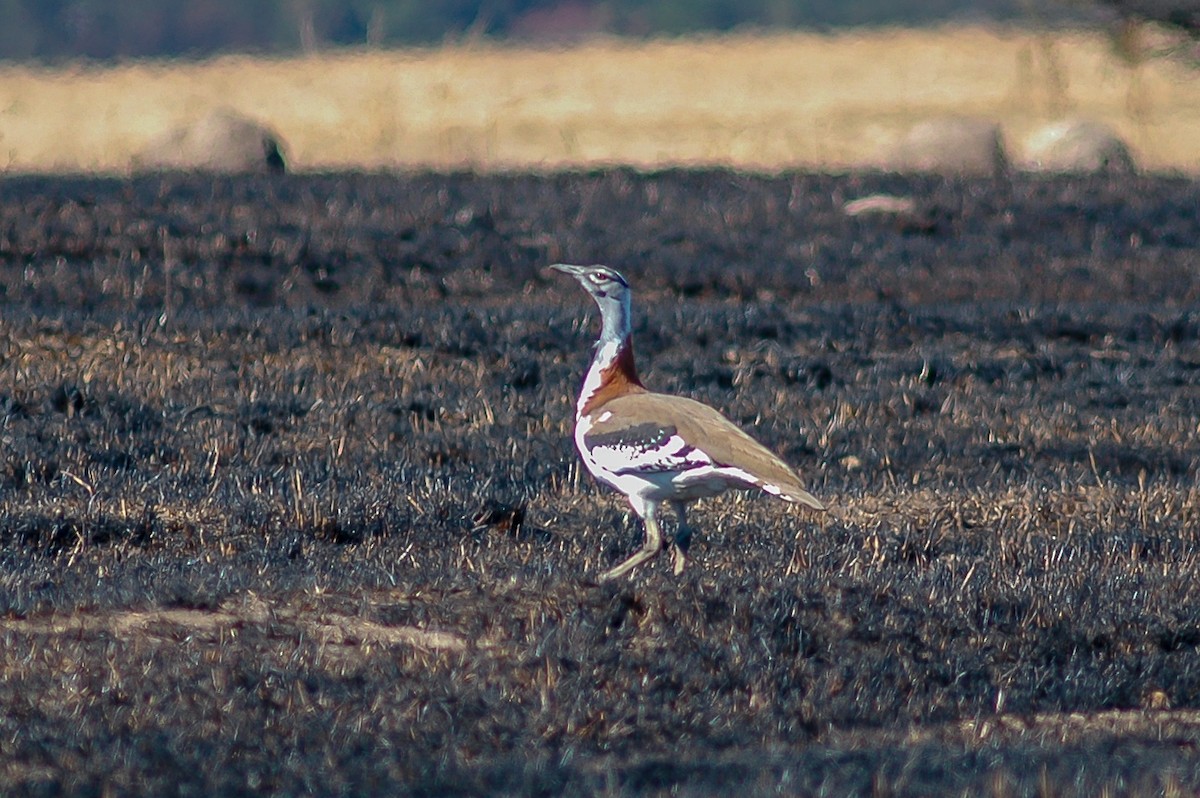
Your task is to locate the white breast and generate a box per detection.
[576,340,621,418]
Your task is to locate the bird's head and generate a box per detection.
[550,263,629,300]
[549,263,633,343]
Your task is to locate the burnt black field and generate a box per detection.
[2,169,1200,796]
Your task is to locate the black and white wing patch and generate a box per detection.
[584,422,712,475]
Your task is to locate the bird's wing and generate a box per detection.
[583,420,715,475]
[586,392,826,510]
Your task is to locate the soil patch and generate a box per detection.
[1,170,1198,795]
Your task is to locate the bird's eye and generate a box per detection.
[589,273,609,284]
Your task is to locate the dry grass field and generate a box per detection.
[1,169,1199,794]
[1,25,1198,173]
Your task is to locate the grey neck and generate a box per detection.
[595,292,632,349]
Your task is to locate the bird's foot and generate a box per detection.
[670,545,687,575]
[671,527,693,574]
[598,545,659,581]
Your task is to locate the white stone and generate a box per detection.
[1020,120,1136,175]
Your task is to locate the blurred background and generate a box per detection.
[0,0,1197,172]
[0,0,1114,57]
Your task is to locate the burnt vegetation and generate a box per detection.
[1,170,1200,795]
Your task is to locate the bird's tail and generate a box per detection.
[751,475,827,512]
[775,484,827,512]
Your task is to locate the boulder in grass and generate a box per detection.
[133,109,288,174]
[1020,120,1136,175]
[887,117,1008,177]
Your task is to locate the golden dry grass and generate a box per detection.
[1,25,1198,174]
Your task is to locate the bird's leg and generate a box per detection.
[670,500,693,575]
[599,499,663,581]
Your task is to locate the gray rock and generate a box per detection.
[888,117,1008,177]
[1020,120,1136,175]
[133,109,287,174]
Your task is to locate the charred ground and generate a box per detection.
[1,170,1200,795]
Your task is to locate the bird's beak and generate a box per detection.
[549,263,586,278]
